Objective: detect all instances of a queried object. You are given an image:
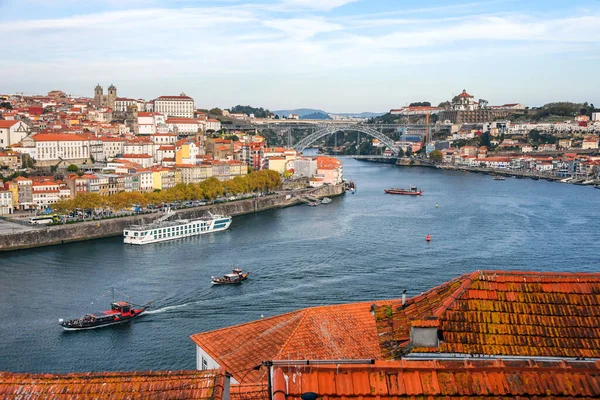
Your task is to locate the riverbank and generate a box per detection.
[436,164,600,185]
[0,184,345,252]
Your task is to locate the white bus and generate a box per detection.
[28,215,59,225]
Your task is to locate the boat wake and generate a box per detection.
[145,303,192,315]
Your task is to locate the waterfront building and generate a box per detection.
[293,157,317,178]
[152,167,175,190]
[135,169,154,193]
[175,164,208,184]
[0,187,13,215]
[154,94,194,118]
[8,176,33,209]
[316,155,343,185]
[64,173,90,198]
[0,119,30,148]
[265,156,287,174]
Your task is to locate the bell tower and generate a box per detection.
[107,84,117,108]
[94,84,103,106]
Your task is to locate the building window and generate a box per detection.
[202,357,208,370]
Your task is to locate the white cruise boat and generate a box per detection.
[123,211,232,245]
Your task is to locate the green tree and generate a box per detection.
[429,150,443,163]
[479,132,492,149]
[0,102,12,110]
[209,108,223,116]
[528,129,541,144]
[67,164,79,173]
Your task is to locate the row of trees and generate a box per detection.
[51,170,282,214]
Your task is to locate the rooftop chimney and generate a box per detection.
[402,289,407,306]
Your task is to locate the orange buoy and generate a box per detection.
[426,234,431,242]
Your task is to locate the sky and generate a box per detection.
[0,0,599,112]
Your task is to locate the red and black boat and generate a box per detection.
[59,299,150,331]
[384,186,423,196]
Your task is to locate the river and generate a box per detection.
[0,159,599,373]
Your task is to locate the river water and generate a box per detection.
[1,159,599,373]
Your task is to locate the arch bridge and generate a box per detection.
[292,124,402,155]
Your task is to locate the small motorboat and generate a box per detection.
[492,176,505,180]
[59,298,150,331]
[212,267,250,285]
[384,186,422,195]
[321,197,332,204]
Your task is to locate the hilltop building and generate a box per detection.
[93,84,117,108]
[439,89,524,124]
[154,93,194,118]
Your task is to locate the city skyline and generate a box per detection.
[1,0,599,112]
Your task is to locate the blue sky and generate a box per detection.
[0,0,599,112]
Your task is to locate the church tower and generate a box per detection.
[107,84,117,108]
[94,84,103,106]
[126,104,139,135]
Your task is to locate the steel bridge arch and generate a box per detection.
[292,125,399,155]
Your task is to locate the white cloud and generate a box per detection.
[281,0,358,11]
[262,17,343,39]
[0,1,599,109]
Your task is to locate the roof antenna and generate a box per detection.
[402,289,407,307]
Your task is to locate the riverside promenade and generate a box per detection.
[0,184,344,252]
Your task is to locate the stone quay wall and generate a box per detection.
[0,184,345,253]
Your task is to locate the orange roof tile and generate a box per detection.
[190,301,383,384]
[0,369,226,400]
[275,359,600,399]
[375,270,600,359]
[0,120,20,128]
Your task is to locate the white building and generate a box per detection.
[592,113,600,122]
[166,118,204,134]
[137,169,154,192]
[206,119,221,132]
[154,94,194,118]
[292,157,317,178]
[0,188,13,215]
[101,137,125,160]
[452,90,476,111]
[0,120,30,148]
[28,133,90,163]
[114,97,138,113]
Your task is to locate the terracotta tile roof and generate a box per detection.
[0,120,20,128]
[0,369,226,399]
[274,359,600,399]
[230,383,269,400]
[375,270,600,359]
[190,301,383,384]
